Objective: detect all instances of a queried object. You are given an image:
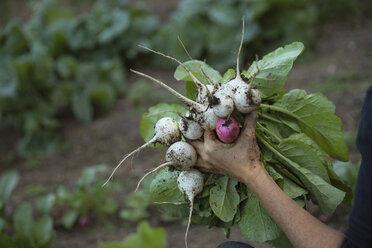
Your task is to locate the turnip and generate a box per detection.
[103,117,181,186]
[223,17,262,114]
[191,107,219,131]
[179,115,204,140]
[135,141,197,191]
[212,88,234,118]
[234,84,261,113]
[145,110,204,140]
[177,169,204,248]
[130,69,219,130]
[216,116,240,144]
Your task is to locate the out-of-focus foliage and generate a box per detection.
[0,0,367,162]
[100,221,166,248]
[36,165,120,229]
[151,0,366,71]
[0,165,124,247]
[0,0,156,162]
[0,170,54,248]
[0,203,55,248]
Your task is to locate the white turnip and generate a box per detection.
[177,169,204,248]
[135,141,197,191]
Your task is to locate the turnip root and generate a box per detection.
[177,169,204,248]
[138,45,214,105]
[216,116,240,144]
[103,117,181,186]
[135,141,197,191]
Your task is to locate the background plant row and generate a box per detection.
[0,0,369,161]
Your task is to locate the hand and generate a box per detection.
[188,111,263,183]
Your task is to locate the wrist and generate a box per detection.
[239,160,268,187]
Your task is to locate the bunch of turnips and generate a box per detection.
[104,21,351,248]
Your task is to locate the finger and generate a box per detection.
[204,130,223,147]
[241,111,258,134]
[195,156,215,173]
[187,139,205,154]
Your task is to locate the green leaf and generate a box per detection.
[72,91,93,123]
[140,103,187,143]
[77,165,108,187]
[243,42,304,98]
[0,170,19,210]
[208,3,237,26]
[121,191,150,222]
[209,177,240,222]
[150,169,183,203]
[269,231,294,248]
[282,177,308,199]
[37,194,56,214]
[327,161,354,204]
[0,217,6,230]
[0,60,18,98]
[269,89,349,161]
[258,134,345,215]
[174,60,222,85]
[103,199,118,214]
[100,243,124,248]
[101,221,166,248]
[0,232,14,248]
[185,81,198,101]
[62,210,78,229]
[150,169,188,218]
[88,84,115,112]
[32,215,54,247]
[238,192,280,243]
[98,10,130,44]
[13,202,34,247]
[279,133,330,183]
[267,165,284,188]
[56,56,78,79]
[220,68,235,84]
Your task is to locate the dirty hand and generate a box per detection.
[188,111,263,183]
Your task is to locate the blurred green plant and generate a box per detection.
[0,203,55,248]
[0,0,156,162]
[0,0,367,163]
[151,0,362,71]
[36,164,120,229]
[100,221,166,248]
[120,190,151,223]
[0,170,54,248]
[0,170,19,231]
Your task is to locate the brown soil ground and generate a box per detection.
[1,3,371,248]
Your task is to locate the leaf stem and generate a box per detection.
[256,123,281,143]
[260,104,300,123]
[256,133,304,187]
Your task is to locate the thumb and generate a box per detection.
[237,111,258,143]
